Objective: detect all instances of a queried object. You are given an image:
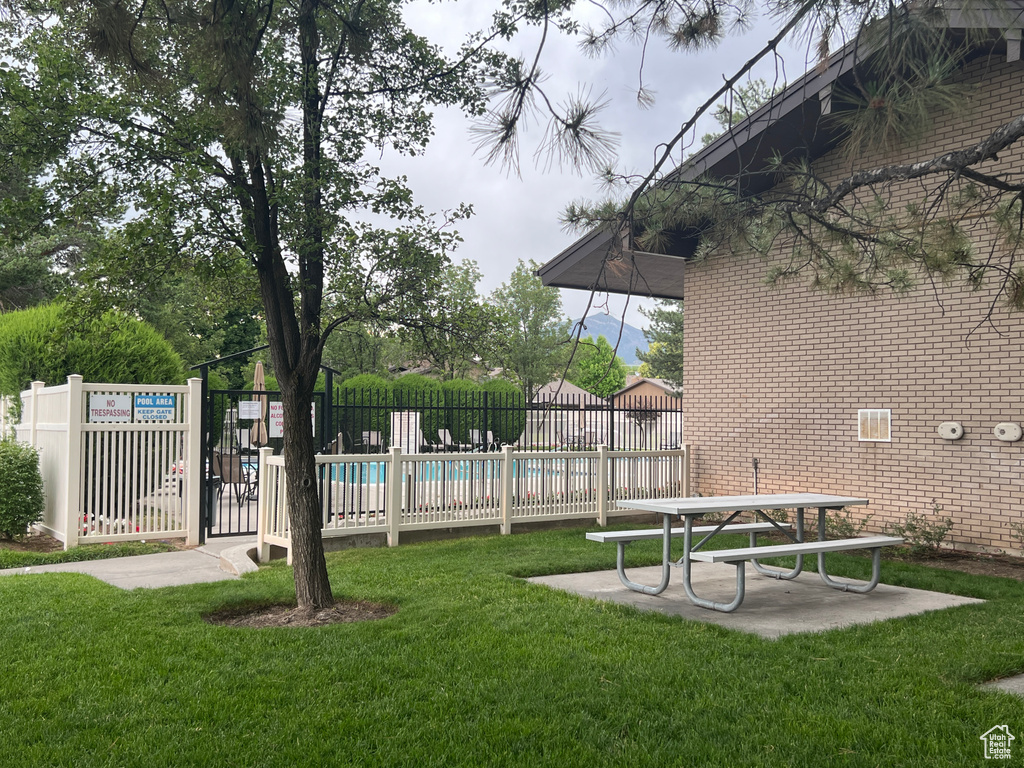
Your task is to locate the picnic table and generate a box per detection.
[587,494,903,612]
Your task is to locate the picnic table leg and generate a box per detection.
[815,507,884,593]
[750,506,805,580]
[612,512,672,595]
[681,515,746,612]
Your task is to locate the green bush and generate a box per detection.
[393,374,443,442]
[440,379,482,443]
[0,303,186,399]
[337,374,393,447]
[0,438,45,539]
[825,507,872,539]
[482,379,526,446]
[884,504,954,556]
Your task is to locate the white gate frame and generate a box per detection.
[17,375,202,548]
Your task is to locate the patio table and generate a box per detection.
[612,493,880,611]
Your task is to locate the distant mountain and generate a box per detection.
[572,314,648,366]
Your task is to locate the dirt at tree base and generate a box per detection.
[204,599,398,628]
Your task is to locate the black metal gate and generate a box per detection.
[201,386,330,539]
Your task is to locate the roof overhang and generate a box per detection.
[537,228,688,300]
[537,2,1024,303]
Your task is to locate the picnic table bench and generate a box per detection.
[591,494,903,612]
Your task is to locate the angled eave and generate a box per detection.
[537,227,688,300]
[538,1,1024,301]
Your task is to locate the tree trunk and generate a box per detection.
[281,387,333,612]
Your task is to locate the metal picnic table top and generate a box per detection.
[616,493,870,517]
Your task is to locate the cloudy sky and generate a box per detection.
[377,3,813,330]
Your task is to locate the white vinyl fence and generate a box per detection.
[257,444,689,560]
[0,395,14,440]
[16,376,202,548]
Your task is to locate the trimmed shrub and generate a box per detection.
[0,438,45,539]
[440,379,483,443]
[482,378,526,446]
[0,303,186,399]
[337,374,393,447]
[393,374,443,442]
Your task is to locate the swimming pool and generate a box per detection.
[324,457,572,485]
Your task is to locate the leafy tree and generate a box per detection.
[407,260,490,380]
[567,335,627,398]
[2,0,568,613]
[0,247,64,313]
[700,78,781,146]
[322,321,408,380]
[488,260,572,398]
[638,302,684,390]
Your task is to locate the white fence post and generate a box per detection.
[387,446,402,547]
[185,377,202,546]
[256,446,274,562]
[500,445,514,535]
[28,381,44,448]
[682,444,691,497]
[63,375,84,549]
[597,444,609,526]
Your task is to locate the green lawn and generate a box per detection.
[1,529,1021,767]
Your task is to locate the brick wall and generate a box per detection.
[682,57,1024,552]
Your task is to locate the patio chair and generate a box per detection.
[211,450,256,505]
[470,429,501,452]
[438,429,470,452]
[328,431,353,455]
[417,430,437,453]
[360,430,384,453]
[237,428,258,454]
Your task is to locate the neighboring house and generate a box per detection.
[538,10,1024,551]
[611,377,682,410]
[533,379,605,406]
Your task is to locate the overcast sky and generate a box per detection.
[376,3,812,331]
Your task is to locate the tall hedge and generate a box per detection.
[392,374,443,443]
[0,304,186,398]
[440,379,483,443]
[337,374,393,447]
[481,378,526,446]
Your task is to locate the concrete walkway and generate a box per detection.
[529,563,984,639]
[0,537,258,590]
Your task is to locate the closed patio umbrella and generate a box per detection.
[250,361,269,447]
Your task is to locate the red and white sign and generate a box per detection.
[268,401,315,439]
[89,394,132,423]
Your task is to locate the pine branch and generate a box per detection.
[793,112,1024,215]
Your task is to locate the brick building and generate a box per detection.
[539,8,1024,552]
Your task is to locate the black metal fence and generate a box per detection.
[201,384,683,539]
[330,389,684,455]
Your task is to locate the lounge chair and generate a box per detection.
[470,429,501,451]
[360,431,384,453]
[438,429,470,452]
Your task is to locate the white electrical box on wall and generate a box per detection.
[994,423,1023,442]
[937,422,964,440]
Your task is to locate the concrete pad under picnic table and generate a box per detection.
[528,563,983,639]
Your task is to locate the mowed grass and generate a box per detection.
[1,528,1022,767]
